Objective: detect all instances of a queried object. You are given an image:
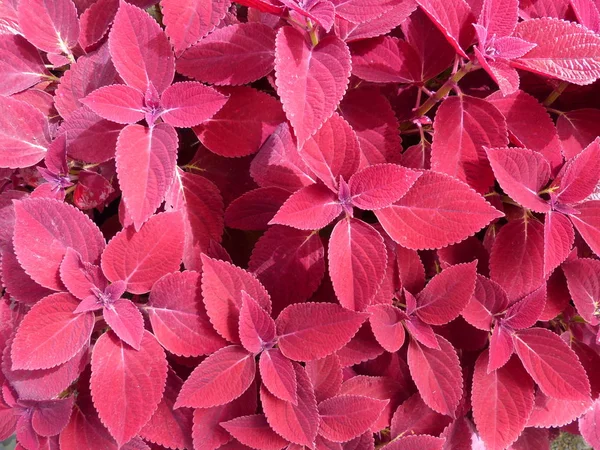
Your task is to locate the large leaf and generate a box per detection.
[90,331,167,447]
[115,123,178,230]
[554,137,600,205]
[472,352,534,450]
[276,302,366,361]
[108,1,174,93]
[318,395,388,442]
[11,293,93,370]
[175,345,255,409]
[0,35,48,96]
[177,22,276,85]
[147,271,227,357]
[376,171,503,250]
[275,26,351,147]
[13,198,105,291]
[512,18,600,85]
[101,211,184,294]
[328,218,387,311]
[513,328,591,401]
[556,108,600,158]
[431,95,508,194]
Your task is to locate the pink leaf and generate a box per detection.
[91,330,167,447]
[299,113,360,192]
[30,397,74,437]
[318,395,388,443]
[513,327,591,401]
[248,225,325,314]
[221,414,290,450]
[348,164,421,210]
[431,95,508,194]
[486,147,551,212]
[102,299,144,350]
[404,314,439,350]
[305,354,343,404]
[527,390,592,427]
[81,85,145,125]
[512,18,600,85]
[175,345,255,409]
[336,322,386,367]
[570,0,600,32]
[275,26,351,147]
[78,0,119,50]
[579,399,600,449]
[147,270,227,357]
[160,81,228,128]
[11,293,93,370]
[478,0,519,38]
[1,244,54,305]
[260,364,319,447]
[502,284,546,330]
[177,22,276,85]
[519,0,570,19]
[0,35,48,96]
[201,255,272,343]
[332,0,403,23]
[225,187,291,231]
[416,261,477,325]
[276,302,366,361]
[270,184,342,230]
[562,258,600,324]
[0,97,50,169]
[17,0,79,54]
[557,108,600,159]
[390,393,452,438]
[570,200,600,257]
[472,352,534,450]
[329,218,387,311]
[488,323,515,372]
[59,248,106,300]
[407,335,463,417]
[101,211,184,294]
[108,1,174,93]
[368,304,407,353]
[162,0,230,55]
[239,292,276,354]
[116,123,178,229]
[194,86,285,157]
[383,435,445,450]
[260,348,298,404]
[376,171,503,250]
[554,137,600,204]
[13,198,105,291]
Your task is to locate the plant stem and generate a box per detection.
[307,19,319,46]
[543,81,569,107]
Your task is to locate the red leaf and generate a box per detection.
[486,147,551,212]
[343,431,375,450]
[562,258,600,324]
[102,299,144,350]
[239,292,276,354]
[0,97,50,168]
[164,169,224,271]
[557,108,600,159]
[160,81,228,128]
[318,395,388,443]
[478,0,519,38]
[416,261,477,325]
[348,164,420,210]
[225,187,291,231]
[415,0,475,57]
[17,0,79,54]
[162,0,230,55]
[431,95,508,194]
[101,211,184,294]
[390,393,452,438]
[579,399,600,449]
[487,90,563,172]
[1,243,54,305]
[383,435,445,450]
[108,1,174,93]
[368,304,407,353]
[336,322,385,367]
[513,327,591,401]
[509,427,550,450]
[270,184,342,230]
[570,0,600,32]
[489,218,544,301]
[13,198,105,291]
[275,26,351,147]
[554,137,600,204]
[305,354,343,404]
[276,302,366,361]
[570,200,600,257]
[249,225,325,314]
[139,371,193,450]
[81,85,145,125]
[115,123,178,230]
[78,0,119,50]
[201,255,271,343]
[527,390,592,427]
[376,171,503,250]
[332,0,402,23]
[72,170,115,211]
[177,22,276,85]
[260,364,319,447]
[488,323,514,372]
[147,271,226,357]
[329,218,387,311]
[544,211,575,276]
[194,86,285,157]
[0,35,48,96]
[58,395,116,450]
[91,331,167,447]
[221,414,290,450]
[407,335,463,417]
[519,0,570,19]
[175,345,254,409]
[299,113,360,192]
[512,18,600,85]
[260,348,298,404]
[472,352,534,450]
[502,284,546,330]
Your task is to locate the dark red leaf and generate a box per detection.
[225,187,291,231]
[220,414,290,450]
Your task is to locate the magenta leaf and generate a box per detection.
[259,348,298,404]
[101,211,184,294]
[382,433,445,449]
[488,323,515,373]
[390,393,452,438]
[557,108,600,159]
[78,0,119,50]
[59,248,106,300]
[502,284,546,330]
[102,299,144,350]
[562,258,600,325]
[91,331,167,447]
[368,304,407,353]
[160,81,228,128]
[220,414,290,450]
[305,354,343,404]
[579,399,600,449]
[239,291,276,354]
[570,200,600,257]
[81,85,145,125]
[554,137,600,205]
[0,35,49,96]
[275,26,351,147]
[225,187,291,231]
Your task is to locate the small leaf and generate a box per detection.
[220,414,290,450]
[259,348,298,404]
[160,81,228,128]
[570,200,600,257]
[81,85,145,125]
[544,211,575,276]
[305,354,343,404]
[368,304,407,353]
[239,292,276,354]
[502,284,546,330]
[270,184,342,230]
[579,399,600,449]
[556,108,600,159]
[103,299,144,350]
[225,187,291,231]
[390,393,451,438]
[0,35,49,96]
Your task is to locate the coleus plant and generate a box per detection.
[1,0,600,448]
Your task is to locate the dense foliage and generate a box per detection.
[1,0,600,449]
